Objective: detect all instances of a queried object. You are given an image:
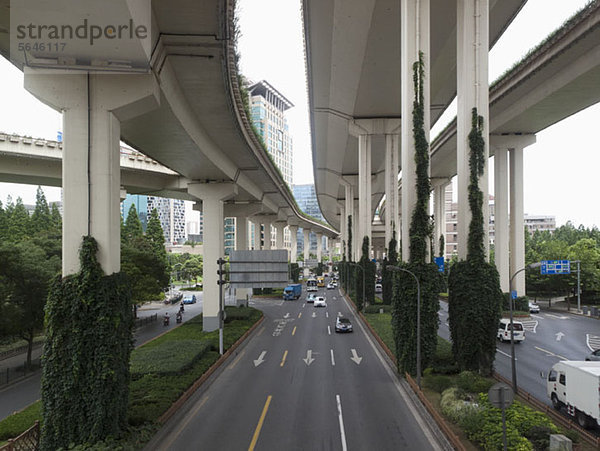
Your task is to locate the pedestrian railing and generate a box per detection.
[134,313,158,329]
[0,421,40,451]
[0,358,41,387]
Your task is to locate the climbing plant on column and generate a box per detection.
[391,52,441,375]
[382,229,398,305]
[447,108,503,376]
[356,236,375,311]
[41,236,133,450]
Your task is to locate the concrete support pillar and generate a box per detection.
[494,147,510,292]
[456,0,490,260]
[316,233,323,263]
[401,0,430,262]
[339,204,347,256]
[262,221,272,250]
[358,134,372,252]
[385,133,400,251]
[303,228,311,276]
[353,200,360,261]
[344,183,355,261]
[510,146,525,296]
[187,183,238,332]
[289,225,299,263]
[235,217,248,251]
[24,69,159,275]
[433,182,448,259]
[274,222,285,250]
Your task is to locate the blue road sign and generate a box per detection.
[541,260,571,275]
[434,257,445,273]
[511,290,517,300]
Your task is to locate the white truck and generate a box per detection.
[546,361,600,429]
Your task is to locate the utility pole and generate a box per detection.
[217,258,227,355]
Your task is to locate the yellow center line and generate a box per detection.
[292,326,297,336]
[280,350,288,367]
[248,395,272,451]
[298,312,302,318]
[228,349,247,370]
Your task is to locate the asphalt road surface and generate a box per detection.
[438,301,600,407]
[147,285,449,451]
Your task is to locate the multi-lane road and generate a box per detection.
[147,285,450,450]
[438,302,600,406]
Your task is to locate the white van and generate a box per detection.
[497,318,525,342]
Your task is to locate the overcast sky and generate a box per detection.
[1,0,598,228]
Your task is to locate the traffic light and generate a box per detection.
[217,258,227,285]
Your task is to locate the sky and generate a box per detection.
[0,0,598,228]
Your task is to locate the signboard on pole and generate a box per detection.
[229,250,288,289]
[541,260,570,275]
[434,257,445,273]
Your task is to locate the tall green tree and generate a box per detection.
[31,186,51,235]
[0,200,6,241]
[356,236,375,310]
[121,237,170,303]
[7,197,31,242]
[123,204,143,244]
[391,53,440,376]
[50,202,62,235]
[145,208,166,256]
[447,109,503,376]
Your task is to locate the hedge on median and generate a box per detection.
[130,339,211,379]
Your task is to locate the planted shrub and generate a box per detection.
[423,373,453,394]
[224,306,253,323]
[440,387,480,424]
[130,340,210,378]
[456,371,494,394]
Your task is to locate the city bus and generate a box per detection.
[306,278,318,292]
[317,276,325,288]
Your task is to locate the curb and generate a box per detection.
[157,314,265,424]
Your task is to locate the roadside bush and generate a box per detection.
[130,340,210,379]
[430,337,459,374]
[423,369,453,393]
[525,425,555,451]
[363,304,392,314]
[456,371,494,394]
[507,401,558,438]
[440,387,480,423]
[0,402,41,441]
[224,306,253,323]
[503,294,529,312]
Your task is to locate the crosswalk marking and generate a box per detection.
[520,319,538,333]
[586,334,600,351]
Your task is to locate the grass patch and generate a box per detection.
[363,312,395,356]
[130,340,211,378]
[0,401,41,442]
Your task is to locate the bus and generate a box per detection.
[306,278,318,292]
[317,276,325,288]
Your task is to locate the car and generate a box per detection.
[314,296,327,307]
[335,316,353,333]
[332,281,338,287]
[528,301,540,313]
[306,293,316,303]
[182,295,197,305]
[585,349,600,361]
[375,283,383,294]
[327,282,335,290]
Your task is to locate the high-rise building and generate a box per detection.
[121,194,186,245]
[524,215,556,234]
[293,184,324,252]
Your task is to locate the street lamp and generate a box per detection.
[387,265,421,388]
[347,262,366,311]
[508,261,541,393]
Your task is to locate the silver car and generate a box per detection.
[528,302,540,313]
[585,349,600,361]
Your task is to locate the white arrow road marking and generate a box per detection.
[336,395,348,451]
[328,325,331,335]
[284,313,290,319]
[555,332,565,341]
[302,303,305,308]
[303,350,315,366]
[254,351,267,367]
[333,296,337,300]
[312,312,316,318]
[350,349,363,365]
[586,334,600,351]
[331,349,335,366]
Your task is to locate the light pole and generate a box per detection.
[571,260,581,312]
[347,262,366,311]
[508,261,541,393]
[387,265,421,388]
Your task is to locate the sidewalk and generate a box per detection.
[531,297,600,319]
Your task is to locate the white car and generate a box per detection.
[307,293,316,303]
[327,282,335,290]
[528,302,540,313]
[314,296,327,307]
[375,283,383,294]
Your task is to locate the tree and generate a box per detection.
[146,208,166,255]
[391,53,440,376]
[0,200,6,241]
[123,204,143,244]
[447,109,503,376]
[31,186,51,235]
[7,197,31,242]
[382,230,398,304]
[50,202,62,235]
[121,237,170,303]
[0,241,53,367]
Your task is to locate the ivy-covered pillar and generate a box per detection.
[401,0,430,261]
[456,0,490,260]
[339,203,347,255]
[188,182,238,331]
[24,70,159,275]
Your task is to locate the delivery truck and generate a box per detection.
[546,360,600,429]
[283,284,302,301]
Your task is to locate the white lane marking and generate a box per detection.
[302,303,305,308]
[534,346,567,360]
[340,294,442,450]
[336,395,348,451]
[312,312,316,318]
[253,351,267,367]
[326,311,329,318]
[331,349,335,366]
[555,332,565,341]
[350,349,363,365]
[328,325,331,335]
[284,313,290,319]
[303,349,315,366]
[586,334,600,351]
[496,349,517,360]
[545,313,569,320]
